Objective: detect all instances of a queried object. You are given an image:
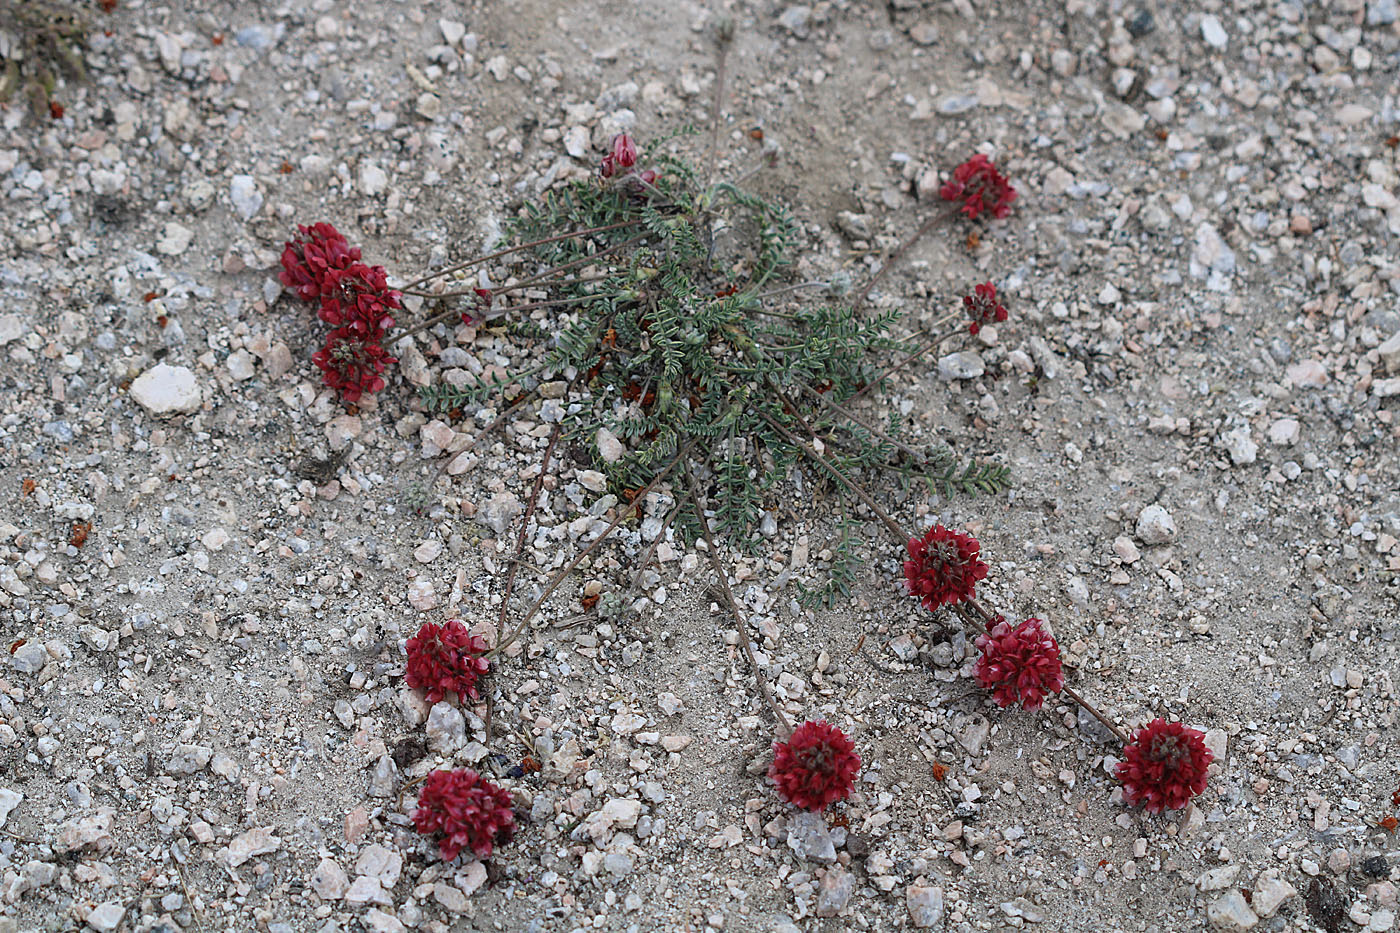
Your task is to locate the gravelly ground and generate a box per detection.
[1,0,1399,931]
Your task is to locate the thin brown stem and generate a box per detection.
[399,220,642,292]
[756,410,908,543]
[850,204,959,309]
[707,19,734,185]
[415,392,535,510]
[963,596,1129,744]
[842,326,962,406]
[495,406,569,647]
[790,381,932,467]
[504,232,652,294]
[396,291,624,344]
[685,468,791,738]
[492,437,698,658]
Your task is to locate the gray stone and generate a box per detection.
[130,363,202,416]
[1200,14,1227,49]
[1207,891,1258,930]
[1381,330,1400,373]
[0,314,24,345]
[355,844,403,888]
[1220,424,1257,465]
[907,884,945,927]
[229,175,262,220]
[85,901,124,933]
[815,866,854,917]
[0,788,21,829]
[1197,865,1241,891]
[786,810,837,863]
[1252,871,1297,918]
[167,744,213,774]
[937,351,985,380]
[603,852,633,877]
[309,857,349,900]
[595,428,625,463]
[369,755,397,797]
[778,6,811,38]
[1135,504,1177,545]
[956,714,990,755]
[425,703,467,752]
[11,643,46,674]
[1370,0,1398,25]
[479,491,522,536]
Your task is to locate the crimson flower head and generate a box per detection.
[405,619,491,704]
[412,768,516,861]
[904,524,989,612]
[769,720,860,811]
[317,263,401,338]
[312,327,396,403]
[1115,718,1213,813]
[964,281,1008,335]
[974,617,1065,710]
[280,223,361,301]
[599,133,638,178]
[940,154,1017,220]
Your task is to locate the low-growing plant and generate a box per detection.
[0,0,91,119]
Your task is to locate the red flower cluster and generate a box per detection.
[1115,719,1213,813]
[412,768,517,861]
[280,222,400,402]
[904,524,988,612]
[964,281,1008,335]
[405,619,491,704]
[940,154,1017,220]
[599,133,658,188]
[974,617,1065,710]
[769,720,861,812]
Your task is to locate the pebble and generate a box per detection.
[480,491,522,535]
[130,363,203,416]
[1207,891,1258,930]
[11,643,46,674]
[439,19,466,45]
[1197,865,1241,891]
[1267,418,1300,446]
[425,702,466,752]
[1251,871,1297,918]
[937,351,986,380]
[595,427,625,463]
[310,857,350,900]
[786,811,837,862]
[1135,504,1177,545]
[1113,536,1141,564]
[226,826,281,867]
[167,744,212,774]
[359,161,389,196]
[0,788,21,829]
[815,866,855,917]
[0,314,23,345]
[778,6,812,38]
[907,884,945,928]
[1200,14,1228,50]
[157,221,194,256]
[85,902,125,933]
[229,175,263,220]
[1219,424,1257,465]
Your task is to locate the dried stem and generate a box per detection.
[756,410,909,543]
[707,18,734,186]
[399,220,642,292]
[850,204,958,309]
[414,391,535,509]
[963,596,1130,745]
[495,409,569,647]
[685,468,791,738]
[789,380,932,467]
[492,437,698,658]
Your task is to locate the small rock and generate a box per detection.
[778,5,812,38]
[229,175,263,220]
[167,744,213,774]
[425,703,466,752]
[1378,331,1400,374]
[0,788,21,829]
[815,866,855,917]
[956,715,990,755]
[1208,891,1258,930]
[1252,871,1297,918]
[908,22,938,45]
[0,314,24,345]
[595,428,625,463]
[1220,424,1257,465]
[598,798,643,829]
[359,161,388,196]
[480,491,522,536]
[157,221,194,256]
[227,349,256,381]
[309,857,349,900]
[937,351,985,380]
[1200,14,1228,49]
[1197,865,1241,891]
[226,826,281,867]
[130,363,202,416]
[1268,418,1300,446]
[11,643,46,674]
[1113,536,1141,564]
[907,884,945,928]
[1286,360,1329,388]
[355,844,403,888]
[85,902,125,933]
[1203,728,1228,762]
[787,811,837,863]
[1369,0,1398,26]
[439,19,466,45]
[1135,504,1176,545]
